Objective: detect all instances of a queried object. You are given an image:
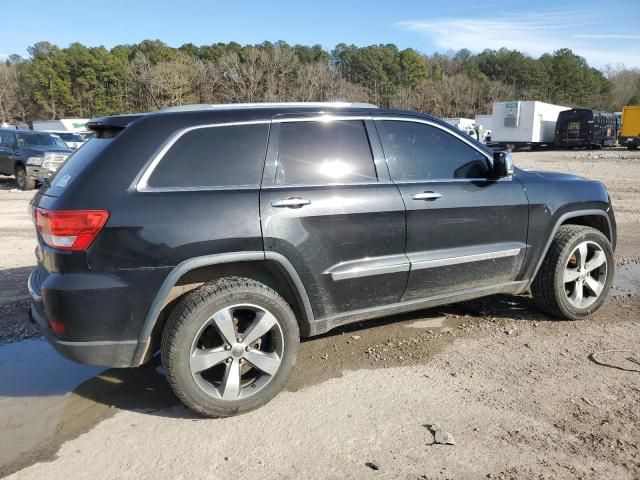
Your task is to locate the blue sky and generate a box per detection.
[1,0,639,67]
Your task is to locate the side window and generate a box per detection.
[276,120,377,185]
[147,123,269,189]
[377,120,490,181]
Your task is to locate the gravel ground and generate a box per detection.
[0,150,639,479]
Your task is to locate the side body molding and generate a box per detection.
[131,251,315,365]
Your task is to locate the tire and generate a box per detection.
[531,225,614,320]
[15,164,35,191]
[161,277,299,417]
[628,145,638,150]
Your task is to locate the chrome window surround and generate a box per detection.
[135,120,271,192]
[135,114,498,193]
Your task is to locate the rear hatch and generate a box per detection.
[31,114,144,275]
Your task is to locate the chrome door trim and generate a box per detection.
[324,254,410,281]
[410,246,523,271]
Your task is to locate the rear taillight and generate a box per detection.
[35,208,109,251]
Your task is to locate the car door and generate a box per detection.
[0,131,16,174]
[260,115,408,321]
[374,116,529,302]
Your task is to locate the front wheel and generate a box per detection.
[531,225,614,320]
[161,277,299,417]
[15,165,36,190]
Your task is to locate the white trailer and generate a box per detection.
[443,117,475,130]
[32,118,90,149]
[474,114,493,143]
[32,118,89,133]
[488,101,569,149]
[443,117,478,141]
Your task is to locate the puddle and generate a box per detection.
[405,316,451,329]
[0,338,104,470]
[0,339,178,476]
[612,263,640,297]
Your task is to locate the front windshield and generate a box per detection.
[55,132,83,142]
[16,132,68,148]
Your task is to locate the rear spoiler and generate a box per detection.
[86,113,146,138]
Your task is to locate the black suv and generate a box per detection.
[0,129,73,190]
[28,103,616,417]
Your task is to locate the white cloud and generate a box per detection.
[397,10,640,68]
[574,34,640,40]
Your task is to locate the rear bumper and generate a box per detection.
[28,266,157,368]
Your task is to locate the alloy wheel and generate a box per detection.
[563,241,608,309]
[189,304,284,400]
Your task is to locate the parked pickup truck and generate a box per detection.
[0,129,72,190]
[28,102,616,418]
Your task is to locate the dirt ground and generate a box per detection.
[0,149,639,479]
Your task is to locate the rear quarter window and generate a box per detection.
[44,138,112,196]
[146,124,269,189]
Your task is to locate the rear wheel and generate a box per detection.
[531,225,613,320]
[15,165,35,191]
[161,277,299,417]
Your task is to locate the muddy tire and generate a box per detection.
[15,165,35,191]
[161,277,299,417]
[531,225,613,320]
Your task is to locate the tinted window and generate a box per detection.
[148,124,269,188]
[276,120,377,185]
[377,121,489,181]
[45,138,112,196]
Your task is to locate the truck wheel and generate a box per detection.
[531,225,613,320]
[629,145,638,150]
[161,277,299,417]
[15,165,35,190]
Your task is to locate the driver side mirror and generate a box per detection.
[492,151,514,178]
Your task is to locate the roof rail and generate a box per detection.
[158,102,379,112]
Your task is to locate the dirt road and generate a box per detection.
[1,150,639,479]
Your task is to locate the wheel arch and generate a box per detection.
[131,251,315,366]
[526,209,613,289]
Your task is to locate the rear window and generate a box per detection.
[56,132,84,142]
[17,132,67,148]
[44,138,112,196]
[147,124,269,189]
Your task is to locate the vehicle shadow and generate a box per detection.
[64,293,548,419]
[305,293,547,340]
[0,175,18,191]
[0,292,549,409]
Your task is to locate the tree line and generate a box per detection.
[1,39,639,123]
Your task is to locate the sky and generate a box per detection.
[1,0,639,68]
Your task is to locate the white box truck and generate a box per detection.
[32,118,90,149]
[443,117,478,141]
[488,101,569,150]
[474,114,493,143]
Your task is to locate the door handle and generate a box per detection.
[271,197,311,208]
[411,191,442,201]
